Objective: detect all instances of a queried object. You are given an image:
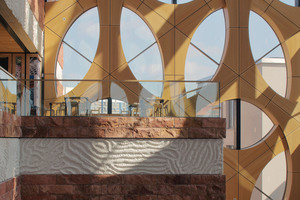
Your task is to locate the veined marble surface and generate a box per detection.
[20,139,223,175]
[0,139,20,183]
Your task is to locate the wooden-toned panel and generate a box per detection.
[285,31,300,76]
[45,0,77,24]
[77,0,97,11]
[239,174,255,200]
[123,0,143,11]
[175,5,211,39]
[224,0,239,28]
[240,28,255,73]
[111,0,124,25]
[0,24,23,52]
[143,0,175,25]
[46,3,83,38]
[110,26,127,72]
[239,148,274,184]
[226,174,239,200]
[270,0,300,28]
[272,94,300,122]
[240,78,271,109]
[44,27,62,74]
[158,28,175,80]
[264,125,286,156]
[250,0,270,16]
[219,77,239,102]
[174,29,190,77]
[93,26,109,72]
[290,173,300,199]
[222,28,239,73]
[174,0,206,25]
[224,148,239,171]
[97,0,110,26]
[82,62,109,80]
[286,128,300,172]
[262,6,299,43]
[224,161,238,181]
[289,77,300,101]
[266,101,299,135]
[239,141,270,171]
[137,3,173,39]
[239,0,251,28]
[213,64,238,90]
[240,65,275,100]
[206,0,226,11]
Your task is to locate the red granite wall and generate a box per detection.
[21,174,225,200]
[21,117,226,139]
[0,178,21,200]
[0,111,21,137]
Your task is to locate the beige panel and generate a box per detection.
[110,26,127,72]
[213,64,238,90]
[240,78,271,109]
[270,0,300,28]
[97,0,110,26]
[45,0,77,24]
[250,0,270,16]
[44,27,62,74]
[240,65,275,100]
[46,3,83,38]
[266,101,299,135]
[82,62,109,80]
[137,3,173,39]
[224,148,239,171]
[272,94,300,122]
[111,0,123,25]
[239,175,255,200]
[240,28,255,73]
[222,28,239,73]
[143,0,175,25]
[226,174,239,200]
[174,29,190,78]
[77,0,97,11]
[174,0,206,25]
[262,6,299,43]
[175,5,211,39]
[123,0,143,11]
[286,128,300,173]
[93,26,109,72]
[158,28,175,80]
[285,32,300,76]
[239,148,274,183]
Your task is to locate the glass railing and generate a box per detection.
[0,67,17,114]
[0,79,220,117]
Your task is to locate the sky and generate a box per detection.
[58,1,292,96]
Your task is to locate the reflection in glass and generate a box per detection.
[251,152,286,200]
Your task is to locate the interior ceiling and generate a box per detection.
[0,23,23,53]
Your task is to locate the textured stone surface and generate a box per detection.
[21,117,226,139]
[0,139,20,183]
[21,174,225,200]
[20,138,223,175]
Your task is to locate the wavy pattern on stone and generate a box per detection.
[0,139,20,183]
[20,139,222,175]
